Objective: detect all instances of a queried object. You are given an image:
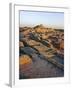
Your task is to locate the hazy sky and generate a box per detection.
[20,10,64,29]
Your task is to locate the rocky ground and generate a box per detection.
[19,24,64,79]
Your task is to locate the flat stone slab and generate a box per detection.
[40,51,55,58]
[20,47,38,56]
[33,44,49,52]
[27,40,40,46]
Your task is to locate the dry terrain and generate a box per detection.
[19,24,64,79]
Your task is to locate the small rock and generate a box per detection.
[19,55,32,65]
[19,41,24,47]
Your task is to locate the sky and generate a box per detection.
[20,10,64,29]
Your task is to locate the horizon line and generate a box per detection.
[19,24,64,29]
